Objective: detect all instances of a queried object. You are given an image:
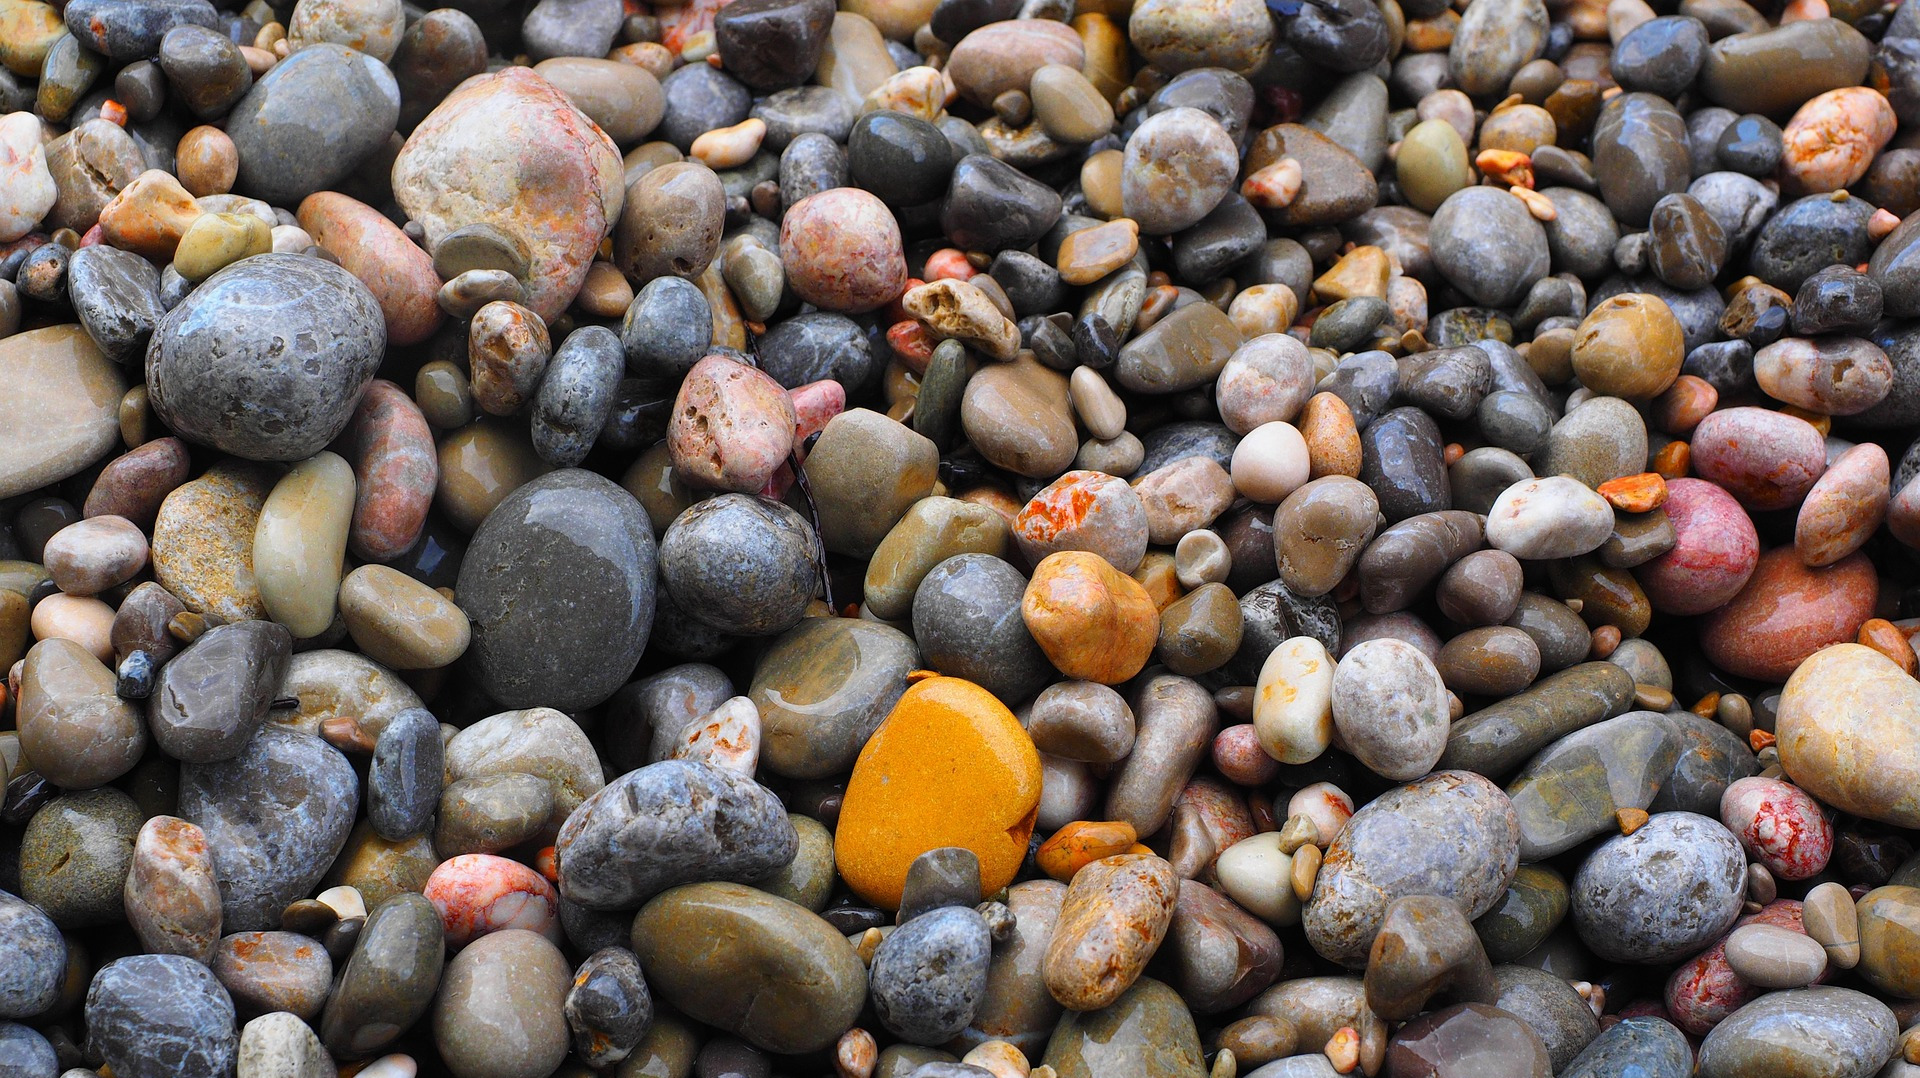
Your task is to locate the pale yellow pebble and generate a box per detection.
[173,211,272,283]
[252,451,355,639]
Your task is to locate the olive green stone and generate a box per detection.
[630,881,866,1055]
[1475,865,1571,965]
[1041,977,1206,1078]
[1440,662,1638,778]
[19,787,142,927]
[1154,582,1243,677]
[319,893,446,1059]
[321,821,440,911]
[434,772,555,857]
[1505,712,1680,860]
[864,496,1010,621]
[616,1010,699,1078]
[754,813,836,912]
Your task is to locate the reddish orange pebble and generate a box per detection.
[533,846,559,882]
[923,247,977,281]
[1443,442,1465,466]
[886,320,934,368]
[1590,624,1621,659]
[1692,691,1721,718]
[1654,375,1718,435]
[1597,472,1669,513]
[1035,820,1140,882]
[1751,729,1777,752]
[1652,441,1690,479]
[1860,617,1919,676]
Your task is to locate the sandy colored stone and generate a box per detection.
[0,325,126,499]
[152,460,276,621]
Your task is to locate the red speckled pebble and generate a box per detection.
[1689,407,1829,512]
[1720,776,1835,880]
[424,852,562,948]
[778,188,908,314]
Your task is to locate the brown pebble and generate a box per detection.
[1616,807,1649,834]
[1859,617,1918,675]
[1290,843,1320,901]
[176,125,238,197]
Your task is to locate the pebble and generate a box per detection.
[84,954,237,1078]
[871,905,992,1043]
[432,929,570,1078]
[0,326,125,499]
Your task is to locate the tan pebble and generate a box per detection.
[1313,246,1389,302]
[903,279,1020,360]
[1290,842,1321,901]
[1276,813,1319,854]
[575,260,632,318]
[1079,148,1123,219]
[1242,157,1302,209]
[1325,1027,1360,1074]
[862,65,946,122]
[689,117,766,169]
[1055,218,1139,287]
[962,1040,1029,1078]
[1512,185,1557,221]
[176,126,238,197]
[1210,1049,1236,1078]
[238,44,276,74]
[29,592,115,661]
[1228,283,1301,338]
[855,927,884,965]
[615,41,674,79]
[1616,806,1649,834]
[1872,207,1902,240]
[1297,392,1362,479]
[97,169,203,261]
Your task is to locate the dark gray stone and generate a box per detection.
[225,44,399,206]
[319,894,445,1059]
[532,325,624,468]
[657,64,751,152]
[565,947,653,1069]
[911,553,1053,705]
[941,154,1063,252]
[756,311,872,390]
[456,469,658,710]
[522,0,621,60]
[657,494,817,638]
[147,620,291,764]
[621,275,712,383]
[1561,1016,1690,1078]
[554,759,798,910]
[145,253,386,461]
[369,707,443,842]
[64,0,218,60]
[67,244,164,364]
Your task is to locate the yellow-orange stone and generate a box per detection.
[1022,550,1159,684]
[835,675,1042,910]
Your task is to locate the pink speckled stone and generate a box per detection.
[338,379,438,562]
[1699,547,1877,682]
[392,67,623,322]
[1690,407,1827,512]
[668,355,797,494]
[762,378,847,499]
[1720,776,1834,881]
[1212,723,1278,786]
[298,191,445,346]
[1635,477,1759,616]
[1665,899,1824,1036]
[423,853,561,948]
[1795,442,1889,567]
[778,188,907,314]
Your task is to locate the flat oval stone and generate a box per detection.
[1330,638,1448,781]
[0,326,124,500]
[456,469,656,710]
[1635,477,1757,616]
[84,955,237,1078]
[749,616,917,779]
[226,43,398,206]
[1043,853,1179,1011]
[1778,644,1920,828]
[19,787,141,927]
[1504,711,1680,860]
[1695,986,1896,1078]
[18,637,146,789]
[1305,771,1520,966]
[1485,477,1614,561]
[630,881,865,1054]
[1699,548,1875,682]
[179,726,358,932]
[213,930,333,1020]
[837,675,1042,910]
[554,759,796,911]
[299,192,444,347]
[913,553,1055,704]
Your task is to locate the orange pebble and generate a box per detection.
[1860,617,1919,675]
[1126,843,1154,856]
[1589,623,1621,659]
[1873,208,1903,240]
[1134,284,1178,332]
[1036,820,1140,882]
[923,247,977,281]
[1779,404,1833,435]
[1654,375,1718,435]
[1617,807,1650,835]
[99,99,127,125]
[1597,472,1669,513]
[1443,442,1465,466]
[887,320,935,370]
[1750,729,1777,752]
[533,846,559,882]
[1692,691,1721,718]
[1652,440,1690,479]
[1475,148,1532,187]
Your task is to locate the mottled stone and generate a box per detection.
[84,955,237,1078]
